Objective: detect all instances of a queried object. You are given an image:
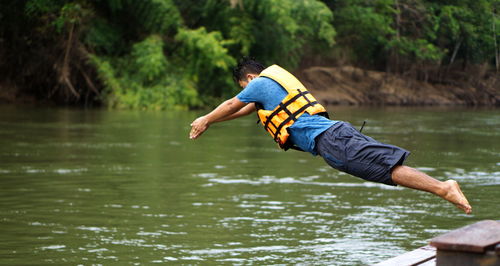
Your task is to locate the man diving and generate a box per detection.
[189,58,472,214]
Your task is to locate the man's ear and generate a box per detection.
[247,74,257,81]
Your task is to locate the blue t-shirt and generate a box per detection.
[236,77,338,155]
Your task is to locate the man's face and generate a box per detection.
[238,79,250,89]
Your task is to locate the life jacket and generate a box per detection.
[256,64,329,151]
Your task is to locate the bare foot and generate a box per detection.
[440,180,472,214]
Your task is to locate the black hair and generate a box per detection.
[232,57,265,83]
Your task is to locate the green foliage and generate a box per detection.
[244,0,336,67]
[24,0,93,34]
[329,0,499,67]
[89,55,120,93]
[130,35,168,84]
[131,0,182,34]
[54,2,93,32]
[430,0,499,64]
[293,0,337,47]
[228,14,255,55]
[89,34,200,110]
[174,0,336,68]
[83,18,123,54]
[2,0,498,108]
[388,37,445,62]
[25,0,63,16]
[174,27,236,98]
[175,27,235,76]
[103,0,181,34]
[332,0,396,63]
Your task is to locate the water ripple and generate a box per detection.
[207,175,403,190]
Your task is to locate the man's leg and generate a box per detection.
[391,165,472,214]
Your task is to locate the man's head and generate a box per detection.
[233,58,265,88]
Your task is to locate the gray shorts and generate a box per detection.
[315,122,409,186]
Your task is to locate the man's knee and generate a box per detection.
[391,165,411,179]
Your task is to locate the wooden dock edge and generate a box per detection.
[374,220,500,266]
[372,245,436,266]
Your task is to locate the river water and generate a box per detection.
[0,105,498,265]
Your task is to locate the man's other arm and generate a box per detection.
[214,102,255,122]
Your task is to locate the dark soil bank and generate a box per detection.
[297,66,500,106]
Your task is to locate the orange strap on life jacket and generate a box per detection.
[257,65,328,150]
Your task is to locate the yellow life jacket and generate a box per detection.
[257,64,329,150]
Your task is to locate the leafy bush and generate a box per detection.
[90,35,200,110]
[2,0,498,108]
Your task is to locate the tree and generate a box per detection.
[0,0,497,108]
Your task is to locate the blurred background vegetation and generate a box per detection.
[0,0,498,109]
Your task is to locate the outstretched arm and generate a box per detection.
[189,97,248,139]
[214,102,256,122]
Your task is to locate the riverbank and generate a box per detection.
[0,82,36,105]
[1,66,499,107]
[296,66,499,106]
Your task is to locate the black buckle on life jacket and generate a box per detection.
[255,89,328,151]
[263,90,309,130]
[272,100,318,141]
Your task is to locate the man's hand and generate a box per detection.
[190,116,210,139]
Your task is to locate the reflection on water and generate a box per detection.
[0,105,498,265]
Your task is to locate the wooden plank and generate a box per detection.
[430,220,500,253]
[373,245,436,266]
[436,249,500,266]
[418,257,436,266]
